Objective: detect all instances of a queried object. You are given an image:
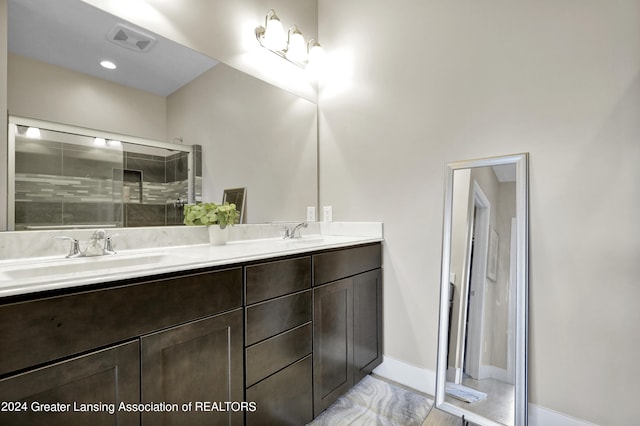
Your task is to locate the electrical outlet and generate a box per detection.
[306,206,316,222]
[323,206,333,222]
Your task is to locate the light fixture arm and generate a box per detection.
[265,9,278,27]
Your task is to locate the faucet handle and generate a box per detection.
[54,236,81,258]
[104,233,121,255]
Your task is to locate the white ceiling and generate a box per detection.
[8,0,218,96]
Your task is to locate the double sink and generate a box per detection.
[0,235,347,298]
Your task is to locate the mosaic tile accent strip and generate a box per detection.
[16,173,120,203]
[16,173,189,205]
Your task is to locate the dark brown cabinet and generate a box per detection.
[141,309,244,426]
[244,257,313,426]
[353,268,383,383]
[0,267,243,426]
[313,278,354,416]
[0,341,140,426]
[312,244,383,417]
[0,267,242,376]
[246,355,313,426]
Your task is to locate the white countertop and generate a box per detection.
[0,234,382,298]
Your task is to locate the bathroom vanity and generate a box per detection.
[0,234,382,425]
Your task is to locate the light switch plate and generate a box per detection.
[323,206,333,222]
[306,206,316,222]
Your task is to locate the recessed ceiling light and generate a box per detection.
[100,60,117,70]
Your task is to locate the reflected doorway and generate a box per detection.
[461,182,490,382]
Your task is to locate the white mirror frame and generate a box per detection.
[435,153,529,426]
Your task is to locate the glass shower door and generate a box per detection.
[13,125,124,230]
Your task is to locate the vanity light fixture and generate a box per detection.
[255,9,324,69]
[108,140,122,147]
[94,137,107,146]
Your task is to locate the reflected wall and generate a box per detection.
[167,62,318,223]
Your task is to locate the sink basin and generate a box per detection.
[1,253,176,281]
[281,236,326,245]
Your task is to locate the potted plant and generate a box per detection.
[183,202,239,245]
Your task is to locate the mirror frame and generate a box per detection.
[435,153,529,426]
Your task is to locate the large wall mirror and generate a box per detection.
[5,0,318,230]
[435,153,528,425]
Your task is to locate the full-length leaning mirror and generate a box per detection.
[435,153,528,426]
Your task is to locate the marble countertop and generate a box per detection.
[0,233,382,298]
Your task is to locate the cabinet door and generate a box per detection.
[0,341,139,426]
[353,268,383,383]
[141,309,243,426]
[313,278,353,416]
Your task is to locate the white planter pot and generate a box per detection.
[208,225,229,245]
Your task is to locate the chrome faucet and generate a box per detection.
[53,236,81,258]
[55,229,119,258]
[283,222,308,239]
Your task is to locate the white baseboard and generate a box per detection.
[528,404,599,426]
[372,356,596,426]
[372,355,436,395]
[478,364,511,384]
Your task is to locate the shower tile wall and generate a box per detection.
[122,151,189,227]
[14,137,191,229]
[14,138,122,229]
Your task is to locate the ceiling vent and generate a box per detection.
[107,24,157,53]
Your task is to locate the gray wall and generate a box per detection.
[167,62,318,223]
[318,1,640,424]
[8,53,167,141]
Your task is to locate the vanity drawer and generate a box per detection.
[313,243,382,286]
[245,290,312,346]
[246,322,312,387]
[245,256,311,304]
[0,267,242,376]
[246,355,313,426]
